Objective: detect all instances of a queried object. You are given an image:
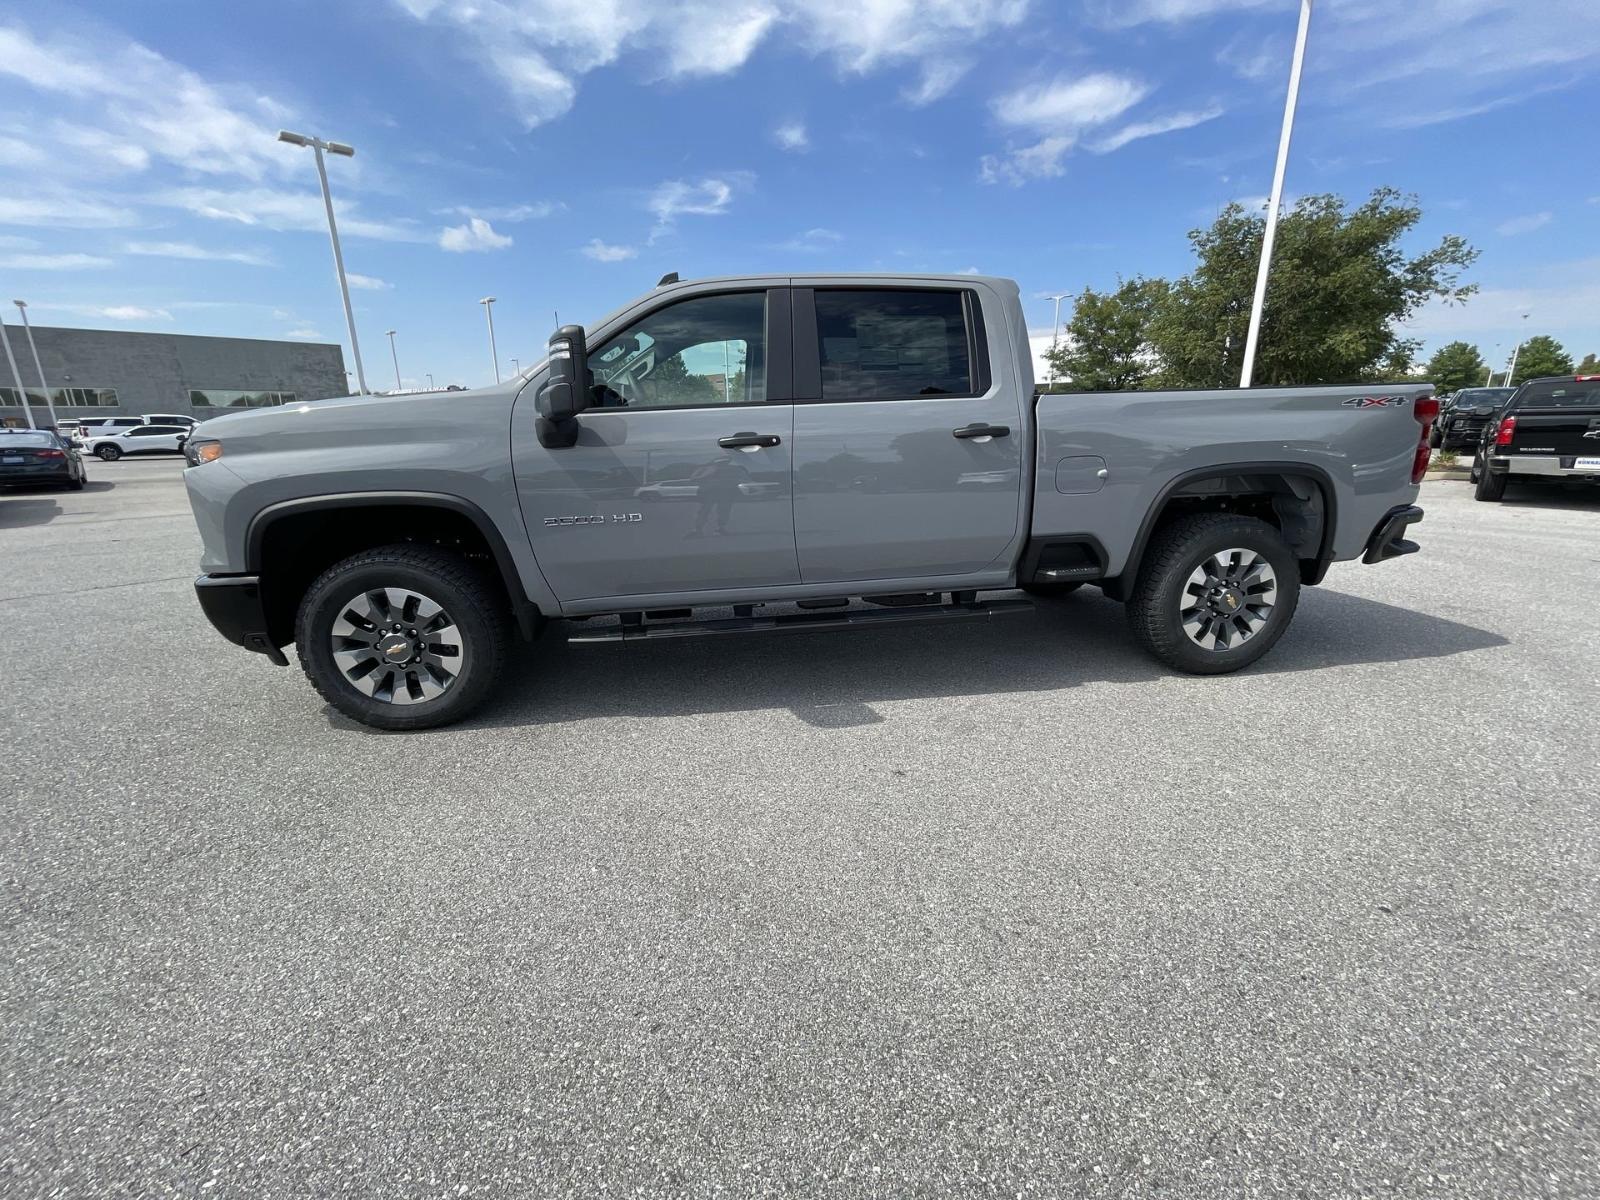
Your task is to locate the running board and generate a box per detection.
[566,598,1034,644]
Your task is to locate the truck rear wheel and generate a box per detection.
[1126,514,1300,675]
[295,544,511,730]
[1473,460,1507,501]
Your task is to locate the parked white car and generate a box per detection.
[82,423,191,460]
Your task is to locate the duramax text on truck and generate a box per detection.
[183,274,1435,729]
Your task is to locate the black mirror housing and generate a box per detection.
[536,325,590,422]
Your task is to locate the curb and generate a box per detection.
[1423,467,1472,482]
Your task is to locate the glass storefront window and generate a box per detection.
[189,389,296,408]
[0,386,119,407]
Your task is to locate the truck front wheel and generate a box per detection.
[1126,514,1301,675]
[295,544,511,730]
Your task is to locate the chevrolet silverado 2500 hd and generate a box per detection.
[183,274,1434,729]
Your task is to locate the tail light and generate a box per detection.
[37,448,64,459]
[1495,416,1517,446]
[1410,394,1439,484]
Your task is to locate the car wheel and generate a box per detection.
[1473,460,1507,502]
[1428,426,1442,449]
[1125,513,1300,675]
[1021,582,1083,598]
[68,470,86,491]
[295,544,512,731]
[96,445,122,461]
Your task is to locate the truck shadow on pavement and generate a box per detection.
[445,588,1509,733]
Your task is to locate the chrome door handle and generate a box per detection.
[718,432,781,449]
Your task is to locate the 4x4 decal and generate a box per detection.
[1342,395,1408,409]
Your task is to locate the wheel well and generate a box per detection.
[1108,471,1330,598]
[253,503,514,647]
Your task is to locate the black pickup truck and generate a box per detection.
[1434,386,1514,450]
[1472,375,1600,500]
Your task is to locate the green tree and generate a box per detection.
[643,352,717,406]
[1044,277,1168,391]
[1509,335,1573,385]
[1573,352,1598,375]
[1149,188,1478,388]
[1424,341,1489,393]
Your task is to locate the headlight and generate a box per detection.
[185,439,223,466]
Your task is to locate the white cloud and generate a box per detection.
[779,227,843,252]
[0,195,137,228]
[345,272,391,289]
[582,239,638,262]
[439,202,559,222]
[98,305,171,320]
[151,187,425,242]
[285,327,327,340]
[1089,104,1224,153]
[981,73,1149,184]
[1398,259,1600,356]
[773,121,809,151]
[1086,0,1275,26]
[647,175,749,235]
[0,26,295,181]
[390,0,1027,127]
[903,58,971,105]
[0,252,112,270]
[439,216,513,252]
[0,135,47,168]
[124,240,270,265]
[1495,212,1553,237]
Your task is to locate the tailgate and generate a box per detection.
[1507,408,1600,457]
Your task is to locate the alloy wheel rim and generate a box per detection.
[329,586,464,705]
[1180,548,1277,651]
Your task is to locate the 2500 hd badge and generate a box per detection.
[544,513,643,526]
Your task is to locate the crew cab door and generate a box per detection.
[512,288,800,603]
[788,285,1024,582]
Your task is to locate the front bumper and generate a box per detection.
[1486,454,1600,478]
[1363,505,1424,565]
[194,574,287,665]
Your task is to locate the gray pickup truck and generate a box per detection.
[184,273,1435,729]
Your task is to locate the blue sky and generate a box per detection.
[1,0,1595,392]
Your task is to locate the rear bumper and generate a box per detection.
[0,464,72,484]
[1363,505,1424,565]
[193,574,287,665]
[1487,454,1600,478]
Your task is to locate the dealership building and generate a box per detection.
[0,325,348,428]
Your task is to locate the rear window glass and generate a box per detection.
[0,431,55,447]
[815,290,973,400]
[1516,380,1600,407]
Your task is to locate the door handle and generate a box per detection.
[718,432,781,449]
[952,423,1011,440]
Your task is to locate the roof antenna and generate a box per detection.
[657,271,679,287]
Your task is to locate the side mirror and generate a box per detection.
[536,324,590,423]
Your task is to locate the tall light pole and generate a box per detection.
[480,296,500,384]
[510,357,520,376]
[12,301,60,428]
[385,329,401,392]
[1504,314,1531,387]
[1045,293,1068,387]
[426,372,435,390]
[1240,0,1313,388]
[277,129,369,395]
[0,309,35,428]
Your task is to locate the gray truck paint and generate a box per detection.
[184,272,1428,625]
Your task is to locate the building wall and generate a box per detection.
[0,325,348,424]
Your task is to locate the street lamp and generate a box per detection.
[12,301,60,428]
[426,372,435,390]
[1240,0,1314,388]
[511,357,520,376]
[0,308,35,428]
[385,329,401,392]
[480,296,500,384]
[1504,313,1531,387]
[277,129,369,395]
[1045,294,1068,387]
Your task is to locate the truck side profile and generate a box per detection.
[184,274,1435,729]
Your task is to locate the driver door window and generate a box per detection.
[589,292,766,409]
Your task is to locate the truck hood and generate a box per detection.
[195,384,523,440]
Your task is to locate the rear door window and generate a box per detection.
[813,290,974,400]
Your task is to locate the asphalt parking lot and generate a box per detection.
[4,457,1599,1198]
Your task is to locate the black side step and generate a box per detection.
[566,598,1034,644]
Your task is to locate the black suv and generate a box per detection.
[1434,386,1515,450]
[1472,375,1600,500]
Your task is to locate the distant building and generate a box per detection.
[0,325,348,427]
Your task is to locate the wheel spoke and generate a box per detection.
[328,584,463,706]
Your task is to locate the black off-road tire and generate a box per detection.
[1473,461,1507,501]
[1021,581,1083,598]
[295,543,512,731]
[1126,513,1301,675]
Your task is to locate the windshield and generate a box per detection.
[0,431,57,447]
[1454,389,1514,404]
[1516,380,1600,408]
